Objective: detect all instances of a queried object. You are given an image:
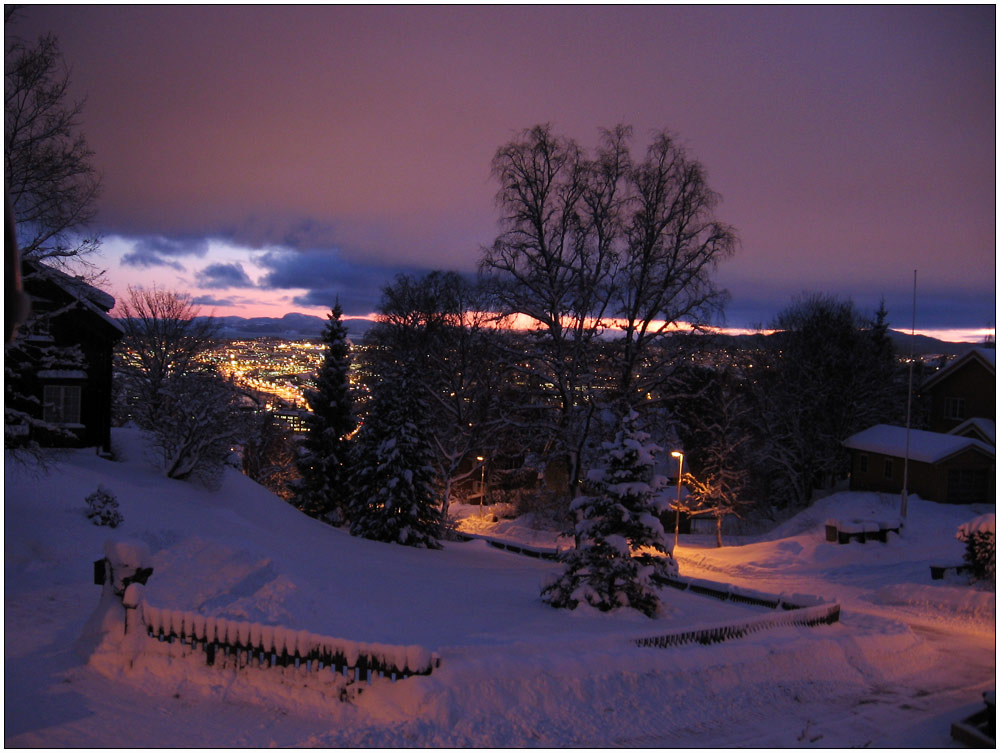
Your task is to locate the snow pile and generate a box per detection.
[958,513,996,537]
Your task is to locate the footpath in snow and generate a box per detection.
[4,429,995,747]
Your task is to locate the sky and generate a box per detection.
[8,5,996,340]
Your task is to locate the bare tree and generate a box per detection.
[481,124,737,505]
[5,13,101,268]
[242,411,300,501]
[116,288,239,483]
[116,287,219,429]
[615,131,736,401]
[678,369,752,547]
[4,12,106,459]
[481,125,613,502]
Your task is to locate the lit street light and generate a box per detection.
[671,451,684,550]
[476,456,486,518]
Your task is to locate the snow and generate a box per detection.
[37,369,88,379]
[951,417,997,444]
[958,513,996,537]
[843,423,995,463]
[5,430,995,747]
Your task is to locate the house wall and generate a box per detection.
[53,311,118,450]
[926,357,995,433]
[848,448,994,504]
[16,271,121,452]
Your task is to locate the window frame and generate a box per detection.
[42,384,83,425]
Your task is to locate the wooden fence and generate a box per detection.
[633,601,841,650]
[134,597,439,683]
[94,543,439,689]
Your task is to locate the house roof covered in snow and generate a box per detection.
[843,424,995,465]
[25,260,124,335]
[922,347,996,390]
[949,417,996,445]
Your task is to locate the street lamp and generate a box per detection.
[671,451,684,549]
[476,456,486,518]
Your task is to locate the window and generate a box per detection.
[43,385,81,424]
[858,454,869,473]
[944,397,965,421]
[947,469,989,504]
[883,459,894,480]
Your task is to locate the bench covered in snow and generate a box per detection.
[825,518,900,544]
[929,562,971,580]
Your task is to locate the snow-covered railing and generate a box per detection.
[92,540,439,690]
[633,602,841,650]
[452,530,562,560]
[137,599,438,682]
[653,573,829,611]
[636,573,840,649]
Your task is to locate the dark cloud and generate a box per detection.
[226,215,342,253]
[256,249,431,316]
[191,294,235,307]
[198,262,255,289]
[120,235,210,269]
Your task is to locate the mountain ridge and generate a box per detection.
[183,313,986,355]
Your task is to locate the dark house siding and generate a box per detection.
[848,446,995,504]
[9,262,122,451]
[924,352,995,434]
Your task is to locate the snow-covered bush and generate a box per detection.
[541,411,677,617]
[147,369,246,487]
[85,486,123,528]
[956,514,995,585]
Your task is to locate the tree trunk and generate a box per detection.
[715,514,723,548]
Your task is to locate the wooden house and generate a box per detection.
[6,261,123,451]
[843,424,994,504]
[922,348,996,434]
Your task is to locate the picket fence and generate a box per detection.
[132,594,439,683]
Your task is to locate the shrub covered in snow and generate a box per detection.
[85,486,123,528]
[956,514,995,585]
[541,411,676,616]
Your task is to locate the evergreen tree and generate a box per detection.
[541,411,677,616]
[348,362,442,548]
[293,304,355,522]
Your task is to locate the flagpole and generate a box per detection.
[901,269,916,524]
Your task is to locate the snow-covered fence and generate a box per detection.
[633,602,841,650]
[137,599,438,682]
[653,574,830,611]
[92,541,439,689]
[451,530,562,560]
[635,573,841,649]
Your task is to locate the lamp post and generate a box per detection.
[671,451,684,549]
[476,456,485,518]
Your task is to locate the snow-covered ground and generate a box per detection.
[5,429,995,747]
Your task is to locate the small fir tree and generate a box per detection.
[348,362,442,548]
[293,304,356,522]
[85,486,123,528]
[542,411,677,616]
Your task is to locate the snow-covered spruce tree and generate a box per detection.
[347,361,442,548]
[542,411,676,616]
[292,304,355,522]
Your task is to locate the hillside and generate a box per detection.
[4,430,994,747]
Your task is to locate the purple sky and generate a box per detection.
[10,5,996,338]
